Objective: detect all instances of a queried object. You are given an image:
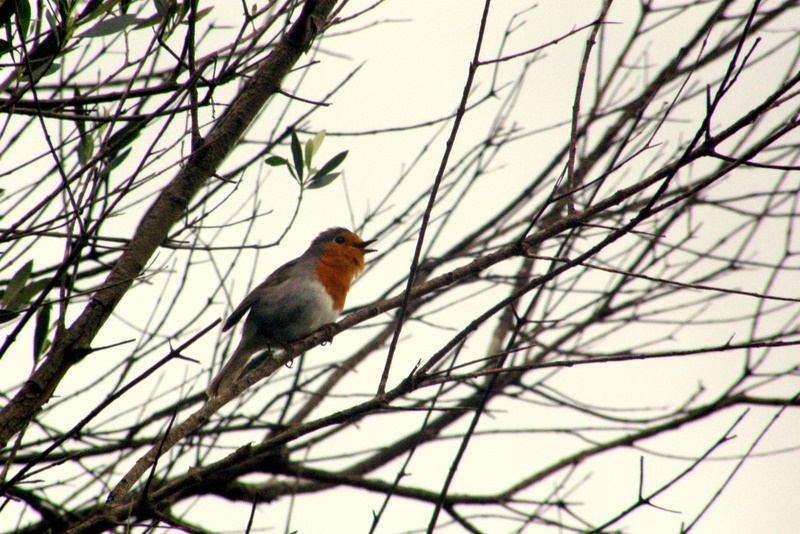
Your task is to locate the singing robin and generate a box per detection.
[206,227,376,398]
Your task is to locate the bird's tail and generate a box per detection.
[206,344,255,398]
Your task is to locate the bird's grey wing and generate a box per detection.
[221,258,300,331]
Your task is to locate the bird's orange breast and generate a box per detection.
[314,245,366,311]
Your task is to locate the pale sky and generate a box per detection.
[1,1,799,533]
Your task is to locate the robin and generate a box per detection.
[206,227,376,398]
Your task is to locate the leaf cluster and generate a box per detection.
[265,130,348,190]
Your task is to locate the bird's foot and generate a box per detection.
[317,323,338,345]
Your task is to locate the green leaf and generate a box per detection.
[76,117,93,166]
[78,138,93,165]
[0,40,12,57]
[290,131,303,181]
[0,1,13,27]
[16,279,50,309]
[304,138,314,170]
[16,0,32,39]
[106,120,144,161]
[265,155,288,167]
[310,130,326,158]
[2,260,33,309]
[45,9,58,38]
[286,165,298,183]
[0,309,18,324]
[153,0,175,18]
[194,6,213,22]
[306,172,340,190]
[80,14,142,38]
[98,147,131,182]
[305,130,328,171]
[34,302,51,361]
[35,61,62,78]
[314,150,348,180]
[176,0,190,23]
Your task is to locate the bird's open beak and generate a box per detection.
[357,238,377,253]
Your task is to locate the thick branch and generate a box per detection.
[0,0,338,449]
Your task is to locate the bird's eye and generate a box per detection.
[334,236,346,244]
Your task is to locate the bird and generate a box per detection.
[206,227,376,398]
